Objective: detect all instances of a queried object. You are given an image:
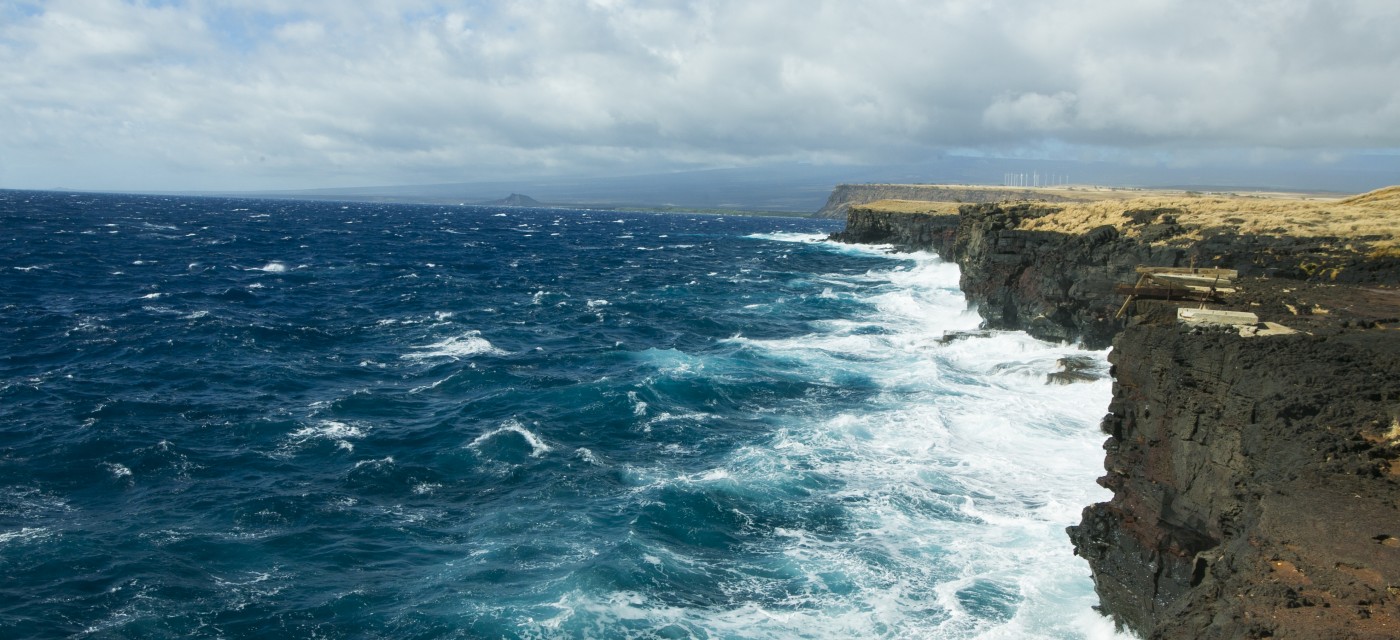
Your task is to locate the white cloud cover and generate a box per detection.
[2,0,1398,190]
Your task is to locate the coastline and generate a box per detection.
[829,195,1400,639]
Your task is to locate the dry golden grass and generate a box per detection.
[855,185,1400,249]
[863,183,1341,203]
[1341,185,1400,206]
[1019,187,1400,248]
[855,199,965,214]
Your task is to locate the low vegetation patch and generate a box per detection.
[1020,189,1399,249]
[856,185,1399,250]
[854,199,966,214]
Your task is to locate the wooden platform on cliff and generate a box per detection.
[1116,267,1237,316]
[1134,267,1238,278]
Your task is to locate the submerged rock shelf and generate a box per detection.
[831,195,1400,639]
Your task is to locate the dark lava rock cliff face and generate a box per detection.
[832,203,1186,349]
[833,203,1400,349]
[1071,317,1400,639]
[942,204,1175,350]
[832,202,1400,639]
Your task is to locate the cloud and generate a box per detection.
[1,0,1398,190]
[984,92,1078,132]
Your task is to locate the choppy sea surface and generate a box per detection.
[0,190,1125,639]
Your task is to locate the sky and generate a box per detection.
[2,0,1399,192]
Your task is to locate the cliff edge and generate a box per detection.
[812,183,1078,219]
[830,189,1400,638]
[1071,310,1400,639]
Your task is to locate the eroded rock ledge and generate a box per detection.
[831,200,1400,639]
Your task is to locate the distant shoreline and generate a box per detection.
[0,187,816,218]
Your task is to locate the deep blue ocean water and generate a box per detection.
[0,190,1125,639]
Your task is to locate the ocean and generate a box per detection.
[0,190,1124,639]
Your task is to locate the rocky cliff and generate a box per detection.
[831,198,1400,638]
[1070,315,1400,639]
[831,202,1191,348]
[812,184,1076,219]
[832,201,1400,348]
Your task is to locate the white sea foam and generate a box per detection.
[0,527,52,546]
[746,231,830,243]
[402,331,505,360]
[409,374,455,394]
[353,456,394,469]
[0,489,69,550]
[627,390,648,416]
[285,420,367,453]
[575,448,602,465]
[140,305,178,316]
[542,244,1130,639]
[211,568,289,613]
[467,420,553,458]
[255,261,288,273]
[289,420,365,441]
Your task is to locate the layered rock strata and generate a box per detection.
[831,202,1400,639]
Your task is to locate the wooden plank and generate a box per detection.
[1135,266,1239,279]
[1115,282,1235,295]
[1114,284,1210,295]
[1178,308,1259,326]
[1114,274,1147,318]
[1173,284,1237,295]
[1150,273,1235,288]
[1113,284,1218,301]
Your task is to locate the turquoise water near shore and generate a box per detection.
[0,191,1124,638]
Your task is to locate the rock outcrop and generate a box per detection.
[831,198,1400,639]
[483,193,544,207]
[812,184,1076,219]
